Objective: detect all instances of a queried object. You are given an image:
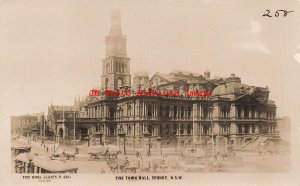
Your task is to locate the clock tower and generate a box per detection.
[101,9,131,90]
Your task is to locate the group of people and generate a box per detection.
[40,140,50,153]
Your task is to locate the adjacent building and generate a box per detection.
[11,114,39,136]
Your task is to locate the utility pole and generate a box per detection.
[43,114,45,140]
[210,97,214,158]
[73,108,76,141]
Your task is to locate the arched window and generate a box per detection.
[203,125,209,135]
[181,107,184,118]
[127,125,131,135]
[109,126,114,135]
[174,106,177,117]
[187,107,191,118]
[106,63,109,73]
[203,106,208,118]
[180,124,184,134]
[147,104,153,116]
[105,78,108,89]
[117,79,123,89]
[128,105,132,116]
[166,106,170,117]
[109,108,115,118]
[148,124,152,134]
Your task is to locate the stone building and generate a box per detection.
[55,9,279,152]
[47,96,89,140]
[11,114,39,136]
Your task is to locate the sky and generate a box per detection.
[0,0,300,123]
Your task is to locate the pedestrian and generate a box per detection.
[46,147,49,153]
[43,144,45,149]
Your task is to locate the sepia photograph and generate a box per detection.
[1,0,300,185]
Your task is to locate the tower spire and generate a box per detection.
[109,9,122,36]
[102,9,131,90]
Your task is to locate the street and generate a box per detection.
[12,136,290,173]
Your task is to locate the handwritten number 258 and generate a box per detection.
[263,9,294,17]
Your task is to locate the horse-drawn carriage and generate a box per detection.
[11,142,31,156]
[181,147,206,163]
[88,145,121,161]
[106,156,169,173]
[106,157,139,173]
[61,148,79,160]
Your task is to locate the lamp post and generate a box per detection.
[26,153,34,173]
[96,117,103,146]
[210,105,214,158]
[118,128,126,155]
[143,131,151,156]
[178,123,181,149]
[22,121,25,137]
[156,136,162,156]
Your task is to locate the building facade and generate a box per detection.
[54,9,279,151]
[11,114,39,136]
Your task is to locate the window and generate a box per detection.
[148,124,152,134]
[109,126,115,135]
[117,79,123,89]
[203,106,208,118]
[251,107,255,118]
[128,105,132,116]
[166,106,170,117]
[173,124,177,134]
[187,124,192,135]
[174,106,177,117]
[180,107,184,118]
[165,124,169,135]
[109,108,115,118]
[244,124,249,134]
[237,106,242,118]
[127,125,132,135]
[221,107,228,117]
[147,104,152,116]
[238,125,243,134]
[203,125,209,135]
[105,78,108,89]
[244,106,249,118]
[187,107,191,118]
[180,124,184,134]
